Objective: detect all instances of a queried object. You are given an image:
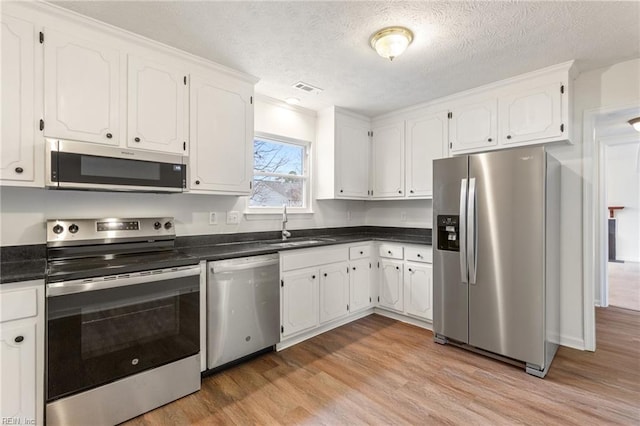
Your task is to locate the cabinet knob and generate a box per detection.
[134,137,141,142]
[388,250,392,254]
[417,253,422,258]
[396,266,400,270]
[14,167,23,174]
[398,190,402,194]
[312,275,316,279]
[340,189,344,193]
[106,133,113,139]
[360,251,363,255]
[408,268,413,272]
[506,135,512,139]
[352,267,356,271]
[487,138,493,142]
[323,273,328,277]
[14,336,24,343]
[195,180,200,185]
[410,190,414,194]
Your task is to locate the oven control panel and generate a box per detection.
[46,217,175,246]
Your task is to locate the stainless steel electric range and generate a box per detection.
[45,217,201,426]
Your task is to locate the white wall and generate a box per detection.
[0,98,368,246]
[364,200,432,228]
[606,142,640,262]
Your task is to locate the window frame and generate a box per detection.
[245,132,313,215]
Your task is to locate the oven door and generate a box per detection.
[46,139,186,192]
[46,265,200,402]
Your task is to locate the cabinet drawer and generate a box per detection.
[405,246,433,263]
[281,245,349,271]
[378,244,403,260]
[349,245,370,260]
[0,288,37,322]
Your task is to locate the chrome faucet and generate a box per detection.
[282,204,291,240]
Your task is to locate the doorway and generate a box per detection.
[604,141,640,311]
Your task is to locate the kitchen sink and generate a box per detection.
[262,237,337,248]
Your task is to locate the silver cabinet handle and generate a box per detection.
[468,178,477,284]
[459,178,468,283]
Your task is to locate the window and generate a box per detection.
[249,133,311,211]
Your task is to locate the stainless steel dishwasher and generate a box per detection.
[207,254,280,370]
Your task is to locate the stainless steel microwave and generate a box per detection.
[46,140,186,192]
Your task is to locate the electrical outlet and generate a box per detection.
[226,211,240,225]
[400,211,407,222]
[209,212,217,225]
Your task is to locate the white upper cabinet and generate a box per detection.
[127,56,187,154]
[189,74,253,194]
[405,111,448,198]
[371,120,405,199]
[449,99,498,153]
[44,28,120,145]
[316,107,371,199]
[499,81,564,146]
[448,61,573,155]
[1,14,36,183]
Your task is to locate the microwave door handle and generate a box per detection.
[459,178,468,284]
[468,178,477,285]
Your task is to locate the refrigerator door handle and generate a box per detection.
[459,178,468,283]
[468,177,478,284]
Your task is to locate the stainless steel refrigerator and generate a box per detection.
[433,145,561,378]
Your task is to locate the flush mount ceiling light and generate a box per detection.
[370,26,414,61]
[628,117,640,132]
[285,97,300,105]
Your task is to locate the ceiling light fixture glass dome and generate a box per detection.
[628,117,640,132]
[370,26,414,61]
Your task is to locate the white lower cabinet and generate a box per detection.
[319,262,349,324]
[377,244,433,322]
[0,280,44,426]
[378,259,404,312]
[404,263,433,321]
[280,267,318,337]
[348,258,372,313]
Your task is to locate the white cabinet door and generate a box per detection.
[405,111,448,198]
[319,262,349,324]
[189,74,253,193]
[378,259,403,312]
[349,258,371,313]
[281,268,318,337]
[1,15,35,183]
[0,321,36,423]
[44,29,120,145]
[449,99,498,153]
[335,113,370,198]
[404,263,433,321]
[371,121,404,198]
[127,56,187,154]
[499,82,564,145]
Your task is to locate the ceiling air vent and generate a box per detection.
[292,81,323,94]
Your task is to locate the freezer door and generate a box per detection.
[468,147,545,366]
[433,155,469,343]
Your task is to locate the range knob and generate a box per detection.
[164,221,173,230]
[68,224,79,234]
[52,224,64,234]
[154,221,162,230]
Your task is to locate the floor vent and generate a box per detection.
[292,81,323,94]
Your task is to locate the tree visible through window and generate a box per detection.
[250,136,309,208]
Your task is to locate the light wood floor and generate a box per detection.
[609,261,640,311]
[125,308,640,425]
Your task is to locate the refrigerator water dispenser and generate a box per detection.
[437,215,459,251]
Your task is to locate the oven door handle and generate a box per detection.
[46,265,201,297]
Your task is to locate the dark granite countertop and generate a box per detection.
[1,226,431,284]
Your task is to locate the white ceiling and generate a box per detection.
[50,1,640,117]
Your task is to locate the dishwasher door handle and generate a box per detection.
[210,256,279,273]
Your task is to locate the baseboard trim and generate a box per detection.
[373,308,433,331]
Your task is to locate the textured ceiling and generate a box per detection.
[50,1,640,117]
